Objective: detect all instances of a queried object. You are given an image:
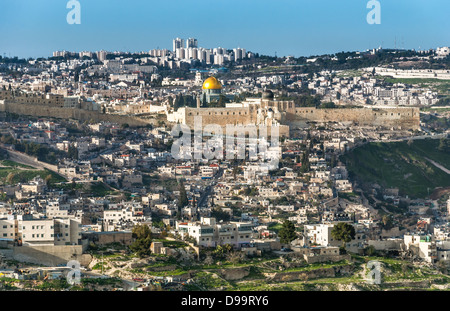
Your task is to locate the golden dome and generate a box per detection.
[202,76,222,90]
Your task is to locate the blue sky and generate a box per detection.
[0,0,449,58]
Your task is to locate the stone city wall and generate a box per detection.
[368,239,404,251]
[303,254,351,264]
[183,107,256,128]
[285,107,420,130]
[183,107,289,136]
[81,231,133,246]
[2,101,419,132]
[264,264,354,282]
[13,244,92,266]
[0,101,155,127]
[182,105,420,131]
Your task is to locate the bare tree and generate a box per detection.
[204,255,214,266]
[226,251,246,265]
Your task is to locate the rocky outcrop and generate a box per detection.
[219,267,250,280]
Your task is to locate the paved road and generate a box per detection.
[197,168,223,208]
[198,185,212,208]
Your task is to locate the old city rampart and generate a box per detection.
[0,100,420,132]
[285,106,421,130]
[0,101,155,127]
[181,104,420,131]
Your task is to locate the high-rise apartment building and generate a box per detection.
[186,38,198,49]
[173,38,185,52]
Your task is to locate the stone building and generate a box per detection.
[168,79,420,138]
[201,76,223,104]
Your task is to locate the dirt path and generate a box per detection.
[425,157,450,175]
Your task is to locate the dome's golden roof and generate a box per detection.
[202,76,222,90]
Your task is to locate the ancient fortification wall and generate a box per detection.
[183,107,289,136]
[183,107,256,128]
[285,107,420,130]
[0,101,420,131]
[183,106,420,131]
[0,101,154,127]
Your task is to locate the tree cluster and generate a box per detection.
[129,224,152,257]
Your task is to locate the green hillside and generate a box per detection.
[340,138,450,199]
[0,160,66,186]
